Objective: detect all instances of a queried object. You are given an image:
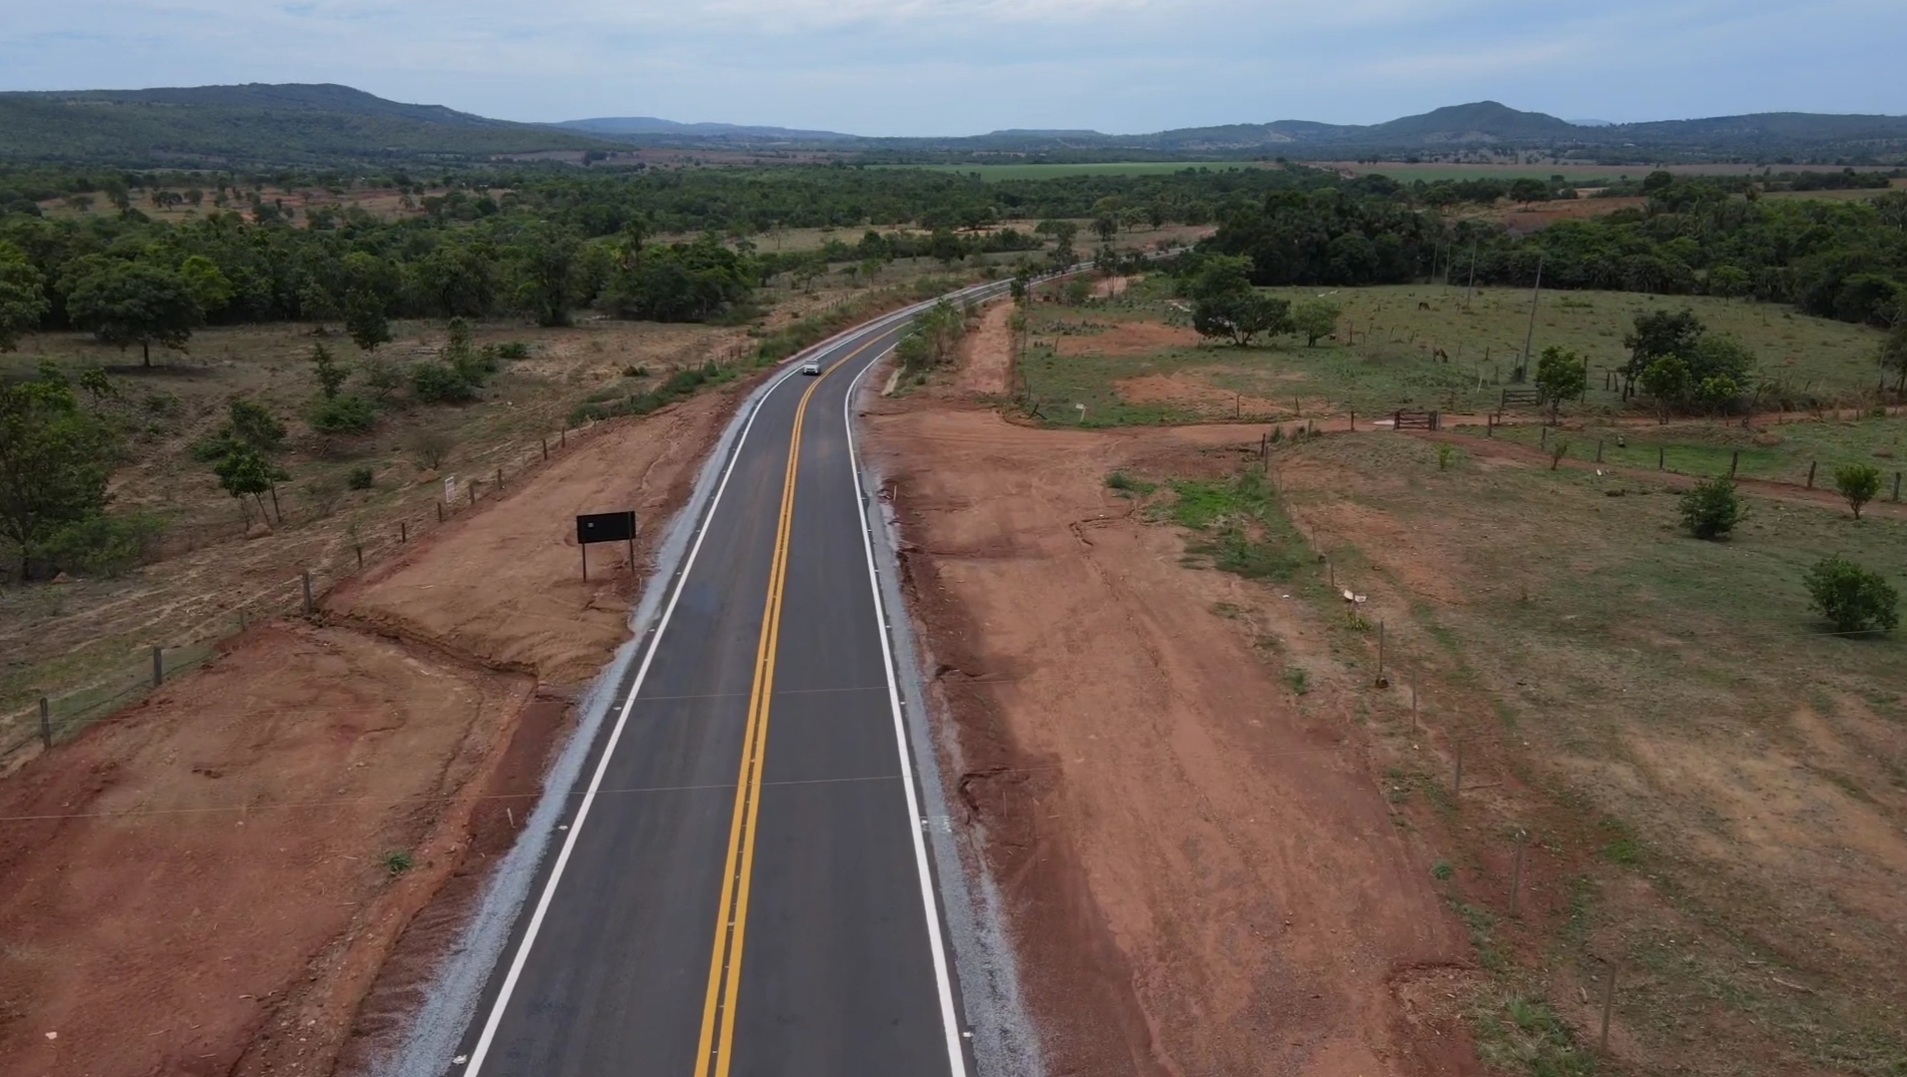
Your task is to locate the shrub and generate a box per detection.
[493,341,530,360]
[1803,555,1899,634]
[409,428,455,470]
[382,850,414,876]
[411,360,478,404]
[36,513,165,578]
[1436,443,1456,472]
[346,466,375,491]
[308,393,379,434]
[1679,476,1746,539]
[1833,463,1882,519]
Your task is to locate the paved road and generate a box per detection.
[451,287,1008,1077]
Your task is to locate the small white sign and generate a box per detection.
[443,475,458,502]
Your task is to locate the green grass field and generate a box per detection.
[1017,281,1890,424]
[1493,413,1907,488]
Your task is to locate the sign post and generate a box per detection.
[575,510,638,581]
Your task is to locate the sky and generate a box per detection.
[1,0,1902,135]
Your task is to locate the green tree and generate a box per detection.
[1679,476,1746,540]
[1833,463,1883,519]
[1193,292,1291,347]
[1622,308,1705,397]
[513,226,584,328]
[1290,298,1340,347]
[344,288,392,353]
[1803,555,1898,633]
[65,261,203,366]
[1092,215,1118,244]
[178,255,235,319]
[213,446,286,526]
[1707,264,1751,300]
[1186,254,1255,303]
[310,341,349,399]
[1534,345,1588,422]
[0,243,50,352]
[0,369,120,581]
[1638,355,1693,421]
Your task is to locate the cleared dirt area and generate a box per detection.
[866,401,1478,1075]
[0,378,741,1075]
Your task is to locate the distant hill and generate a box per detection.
[558,116,857,142]
[2,83,1901,169]
[0,83,616,167]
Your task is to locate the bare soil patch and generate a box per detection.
[866,405,1475,1076]
[954,300,1017,398]
[1050,320,1198,358]
[1116,370,1311,420]
[0,373,741,1074]
[0,622,533,1077]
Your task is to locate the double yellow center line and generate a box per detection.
[692,337,880,1077]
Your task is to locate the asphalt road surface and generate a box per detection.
[451,287,1008,1077]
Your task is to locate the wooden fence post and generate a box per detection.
[1807,461,1817,489]
[1658,446,1665,470]
[40,697,53,747]
[1895,472,1903,503]
[437,502,445,523]
[400,521,407,544]
[542,437,549,461]
[355,544,364,569]
[1596,440,1604,464]
[496,466,503,489]
[151,645,163,689]
[302,571,314,615]
[1730,449,1740,477]
[1600,961,1620,1052]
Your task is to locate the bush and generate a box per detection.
[409,428,455,470]
[1833,463,1882,519]
[36,513,165,578]
[308,393,379,434]
[411,360,478,404]
[346,466,375,491]
[493,341,530,360]
[1803,555,1899,634]
[1679,476,1746,539]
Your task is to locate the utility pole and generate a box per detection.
[1518,251,1545,382]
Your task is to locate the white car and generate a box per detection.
[800,360,821,376]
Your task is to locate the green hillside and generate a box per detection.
[0,84,614,167]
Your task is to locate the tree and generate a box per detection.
[310,341,349,399]
[1508,178,1549,205]
[1092,215,1118,244]
[0,243,49,352]
[1534,346,1588,422]
[1708,264,1751,300]
[1622,308,1704,397]
[1833,463,1882,519]
[1638,356,1692,420]
[513,226,583,328]
[64,261,203,366]
[1290,299,1340,347]
[344,288,392,353]
[213,446,286,526]
[1803,555,1898,634]
[178,255,235,319]
[1186,254,1255,303]
[0,368,120,581]
[1193,292,1291,347]
[1679,476,1745,540]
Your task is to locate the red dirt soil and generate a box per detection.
[866,405,1478,1076]
[0,386,743,1077]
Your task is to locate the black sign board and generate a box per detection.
[575,510,637,580]
[576,510,637,545]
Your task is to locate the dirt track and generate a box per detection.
[867,403,1477,1076]
[0,385,741,1077]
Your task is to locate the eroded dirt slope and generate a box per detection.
[0,385,741,1077]
[867,407,1476,1077]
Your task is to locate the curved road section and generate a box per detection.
[450,283,1011,1077]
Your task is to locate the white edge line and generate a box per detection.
[462,358,812,1073]
[461,281,1002,1073]
[845,338,972,1077]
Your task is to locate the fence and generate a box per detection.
[1392,409,1441,431]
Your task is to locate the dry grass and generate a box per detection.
[1267,431,1907,1076]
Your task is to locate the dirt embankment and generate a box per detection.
[866,404,1477,1075]
[0,385,741,1077]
